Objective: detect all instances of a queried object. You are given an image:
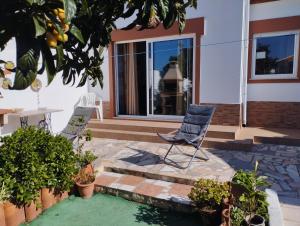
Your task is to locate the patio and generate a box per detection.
[85,138,300,225]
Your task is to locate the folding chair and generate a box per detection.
[157,104,216,169]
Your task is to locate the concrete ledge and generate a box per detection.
[266,189,284,226]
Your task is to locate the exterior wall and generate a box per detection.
[247,0,300,128]
[0,39,88,135]
[247,101,300,128]
[94,0,245,124]
[196,0,244,105]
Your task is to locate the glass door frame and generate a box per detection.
[114,33,196,119]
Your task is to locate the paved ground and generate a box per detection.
[84,138,300,225]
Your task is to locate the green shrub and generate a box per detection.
[43,135,78,193]
[188,179,230,209]
[232,161,269,221]
[0,177,12,204]
[0,127,78,205]
[0,127,48,205]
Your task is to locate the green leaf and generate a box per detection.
[63,0,77,23]
[70,25,84,44]
[56,44,64,69]
[12,69,37,90]
[33,16,46,37]
[41,41,56,85]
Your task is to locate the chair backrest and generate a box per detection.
[176,104,216,144]
[79,93,97,107]
[60,107,94,141]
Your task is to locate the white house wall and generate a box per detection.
[248,0,300,103]
[94,0,245,105]
[0,39,88,135]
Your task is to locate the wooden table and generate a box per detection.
[8,108,63,132]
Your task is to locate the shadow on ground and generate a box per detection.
[134,205,216,226]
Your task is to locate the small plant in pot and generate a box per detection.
[75,129,97,173]
[232,161,269,226]
[188,179,230,225]
[75,169,96,199]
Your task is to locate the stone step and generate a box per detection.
[254,136,300,147]
[103,165,196,186]
[88,128,253,151]
[94,171,195,213]
[87,119,238,140]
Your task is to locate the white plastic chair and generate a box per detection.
[78,93,103,121]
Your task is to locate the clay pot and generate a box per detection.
[41,188,57,210]
[24,195,42,223]
[0,203,6,226]
[3,202,25,226]
[76,181,95,199]
[221,208,230,226]
[55,191,69,202]
[82,164,94,174]
[222,198,230,210]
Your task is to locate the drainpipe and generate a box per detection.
[241,0,250,127]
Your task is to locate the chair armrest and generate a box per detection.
[167,129,179,135]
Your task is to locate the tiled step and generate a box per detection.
[88,128,252,151]
[87,119,238,140]
[94,171,195,213]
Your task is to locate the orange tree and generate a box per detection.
[0,0,197,90]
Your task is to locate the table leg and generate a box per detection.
[38,113,52,133]
[20,116,29,128]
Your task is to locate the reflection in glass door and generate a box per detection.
[151,38,193,116]
[115,37,194,117]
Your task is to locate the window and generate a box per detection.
[252,30,299,80]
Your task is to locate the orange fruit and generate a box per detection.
[46,33,57,48]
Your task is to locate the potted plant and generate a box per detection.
[75,169,96,199]
[188,179,230,225]
[231,161,269,226]
[41,134,78,206]
[0,128,45,223]
[76,129,96,174]
[0,180,11,226]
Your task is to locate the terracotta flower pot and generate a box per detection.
[82,164,94,174]
[76,181,95,199]
[0,203,6,226]
[24,195,42,223]
[41,188,57,210]
[221,208,230,226]
[55,191,69,202]
[3,202,25,226]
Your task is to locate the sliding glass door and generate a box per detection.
[115,36,194,117]
[151,38,193,116]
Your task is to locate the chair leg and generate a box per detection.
[163,144,174,162]
[184,147,209,169]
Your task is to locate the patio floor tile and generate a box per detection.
[133,183,164,197]
[118,175,145,186]
[169,184,193,197]
[95,175,119,186]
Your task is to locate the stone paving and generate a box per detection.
[85,138,300,225]
[86,138,300,198]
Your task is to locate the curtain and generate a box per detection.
[124,43,139,115]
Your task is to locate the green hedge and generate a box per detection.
[0,127,78,206]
